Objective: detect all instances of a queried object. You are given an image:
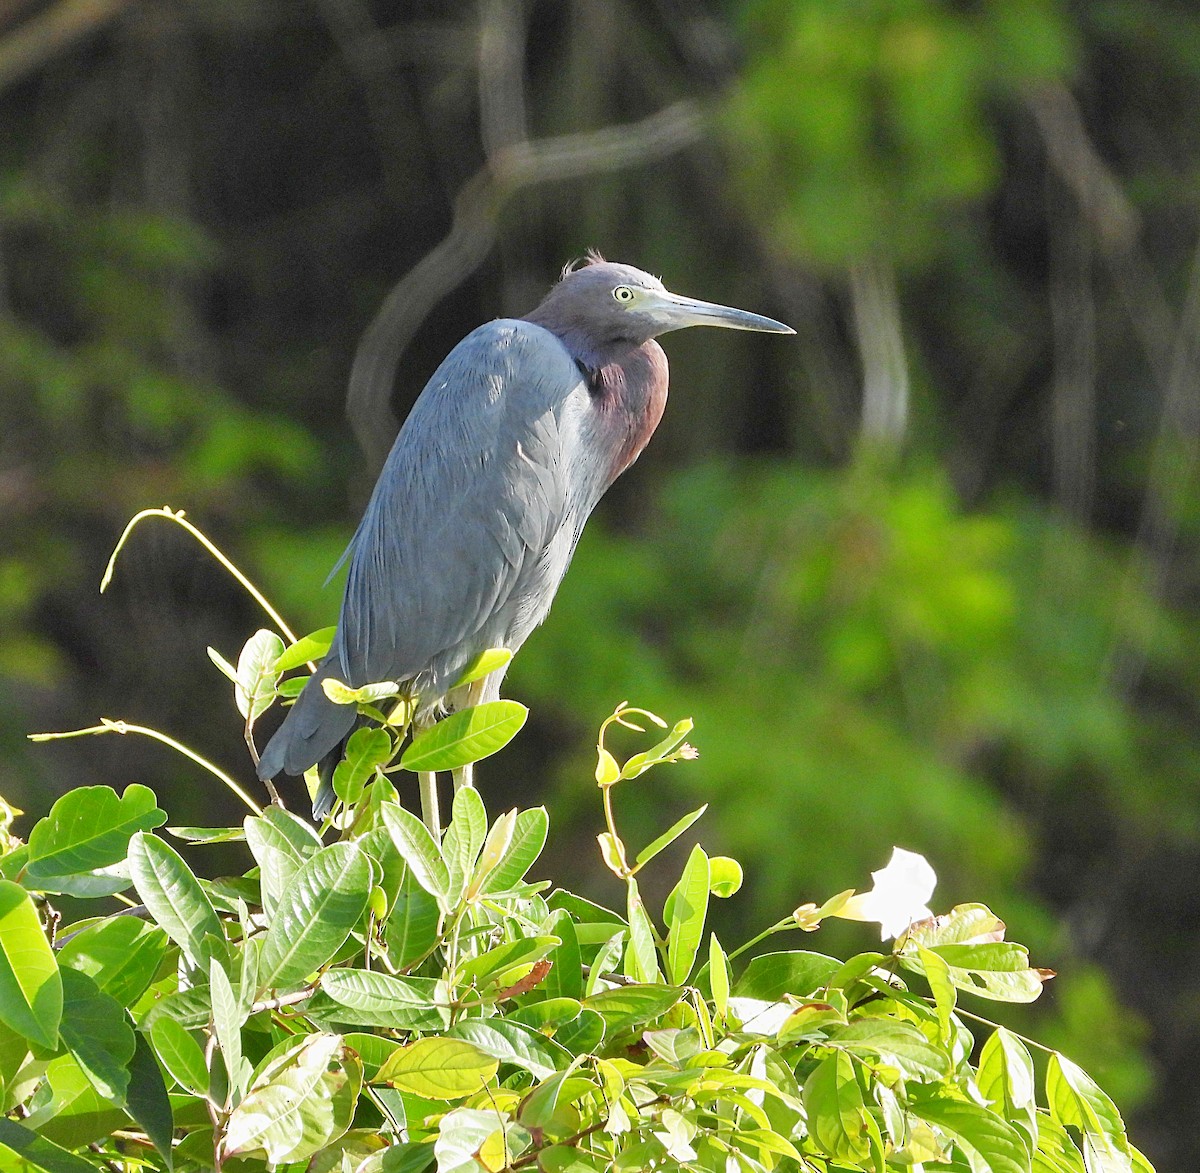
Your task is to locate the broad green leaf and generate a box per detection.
[210,957,247,1097]
[245,812,305,918]
[0,880,61,1050]
[486,807,548,892]
[917,944,958,1044]
[333,727,394,810]
[56,917,166,1008]
[128,832,222,969]
[804,1050,872,1163]
[443,786,488,902]
[223,1032,351,1163]
[400,701,528,772]
[553,1008,605,1054]
[666,844,710,984]
[22,1052,126,1149]
[58,968,134,1104]
[318,969,448,1030]
[448,1019,570,1079]
[275,626,336,673]
[1046,1053,1130,1158]
[734,950,841,1001]
[1034,1116,1087,1173]
[235,629,285,720]
[343,1033,403,1081]
[26,785,165,878]
[0,1117,99,1172]
[624,879,661,983]
[509,998,582,1031]
[385,876,442,970]
[376,1037,497,1099]
[634,805,707,869]
[381,803,450,903]
[125,1025,175,1169]
[258,841,372,989]
[584,929,627,996]
[829,1017,949,1081]
[451,647,512,688]
[912,1092,1031,1173]
[908,903,1006,947]
[583,984,682,1033]
[434,1107,510,1173]
[459,936,560,988]
[262,804,324,853]
[150,1016,208,1095]
[542,910,583,1001]
[979,1027,1037,1147]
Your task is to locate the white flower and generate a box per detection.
[840,847,937,940]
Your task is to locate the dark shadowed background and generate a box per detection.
[1,1,1197,1166]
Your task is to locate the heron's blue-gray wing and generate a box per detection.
[334,318,588,690]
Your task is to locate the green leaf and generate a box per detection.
[486,807,548,891]
[0,880,61,1050]
[275,626,336,673]
[709,934,731,1020]
[166,825,246,843]
[434,1107,511,1173]
[829,1017,950,1081]
[467,807,517,898]
[459,936,560,988]
[258,841,372,989]
[235,629,285,720]
[125,1024,175,1169]
[381,803,450,903]
[1046,1053,1130,1158]
[734,950,841,1001]
[385,875,442,970]
[318,970,448,1030]
[210,957,247,1098]
[58,968,134,1104]
[245,812,305,918]
[223,1032,351,1164]
[26,784,165,878]
[912,1092,1031,1173]
[128,832,222,969]
[448,1019,571,1080]
[634,805,707,869]
[625,878,661,983]
[619,718,694,779]
[667,844,710,985]
[1033,1116,1087,1173]
[542,910,583,1001]
[553,1008,604,1054]
[979,1028,1037,1147]
[0,1117,100,1172]
[150,1016,208,1095]
[323,678,401,705]
[22,1052,126,1149]
[56,917,166,1008]
[400,701,528,772]
[376,1037,498,1099]
[707,855,743,898]
[804,1050,872,1163]
[583,984,682,1033]
[917,944,957,1043]
[333,727,394,809]
[443,786,487,902]
[451,647,513,688]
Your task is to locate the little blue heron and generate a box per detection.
[257,254,794,818]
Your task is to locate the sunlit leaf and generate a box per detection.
[400,702,528,772]
[128,832,222,970]
[376,1037,497,1099]
[26,785,165,878]
[666,844,709,984]
[0,880,61,1050]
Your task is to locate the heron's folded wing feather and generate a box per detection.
[335,319,586,688]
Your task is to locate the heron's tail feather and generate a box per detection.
[257,664,358,808]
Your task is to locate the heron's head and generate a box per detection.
[527,253,794,365]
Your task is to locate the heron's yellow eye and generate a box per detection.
[612,285,636,303]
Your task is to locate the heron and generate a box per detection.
[256,254,794,822]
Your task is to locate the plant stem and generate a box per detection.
[29,720,264,815]
[420,771,441,837]
[952,1006,1057,1055]
[726,917,797,963]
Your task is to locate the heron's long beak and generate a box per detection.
[646,289,795,335]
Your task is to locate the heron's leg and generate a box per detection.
[419,772,441,838]
[452,762,474,793]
